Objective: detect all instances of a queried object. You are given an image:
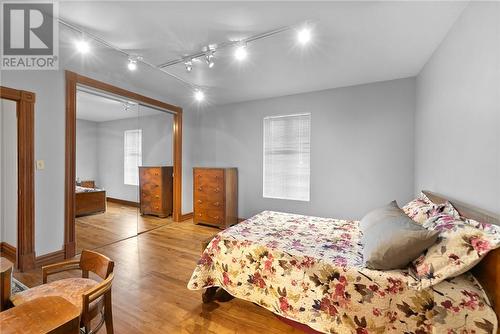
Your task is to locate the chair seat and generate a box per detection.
[10,278,99,313]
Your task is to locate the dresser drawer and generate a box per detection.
[194,169,223,183]
[141,167,162,182]
[194,183,224,199]
[194,210,225,226]
[194,198,224,210]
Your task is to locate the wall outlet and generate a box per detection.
[36,160,45,170]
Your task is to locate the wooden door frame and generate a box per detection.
[64,70,185,259]
[0,86,36,271]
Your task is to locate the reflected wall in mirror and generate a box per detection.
[0,99,18,255]
[75,88,174,254]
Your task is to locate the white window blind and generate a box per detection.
[263,113,310,201]
[124,129,142,186]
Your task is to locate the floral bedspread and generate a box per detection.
[188,211,498,334]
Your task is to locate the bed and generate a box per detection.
[75,186,106,217]
[188,191,499,334]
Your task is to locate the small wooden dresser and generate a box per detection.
[139,166,173,218]
[193,167,238,228]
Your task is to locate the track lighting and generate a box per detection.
[234,43,248,61]
[205,51,215,68]
[127,58,137,71]
[297,27,312,45]
[184,59,193,72]
[194,90,205,102]
[127,55,142,71]
[75,39,90,54]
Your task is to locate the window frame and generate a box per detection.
[262,113,311,202]
[123,128,142,186]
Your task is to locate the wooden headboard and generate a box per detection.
[423,190,500,327]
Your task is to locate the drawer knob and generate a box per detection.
[214,202,220,207]
[198,213,202,217]
[214,188,220,193]
[197,200,202,204]
[155,195,159,199]
[198,186,203,191]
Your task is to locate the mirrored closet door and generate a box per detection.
[75,87,174,253]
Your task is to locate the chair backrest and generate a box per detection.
[79,250,114,280]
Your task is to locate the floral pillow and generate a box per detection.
[409,214,500,290]
[402,192,459,224]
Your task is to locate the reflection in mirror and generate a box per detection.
[0,99,18,254]
[137,104,174,234]
[75,88,141,253]
[75,87,174,254]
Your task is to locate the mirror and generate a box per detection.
[75,87,174,253]
[0,99,18,253]
[137,104,174,234]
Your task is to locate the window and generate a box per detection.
[124,129,142,186]
[263,113,310,201]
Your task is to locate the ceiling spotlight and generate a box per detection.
[127,58,137,71]
[234,43,248,61]
[194,90,205,102]
[205,51,215,68]
[184,59,193,72]
[297,27,312,45]
[75,39,90,54]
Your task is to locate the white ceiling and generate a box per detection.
[60,1,468,106]
[76,90,168,122]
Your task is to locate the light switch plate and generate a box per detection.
[36,160,45,170]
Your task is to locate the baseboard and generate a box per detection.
[0,242,16,263]
[180,212,193,221]
[107,197,139,208]
[35,249,66,267]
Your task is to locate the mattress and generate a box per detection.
[188,211,497,334]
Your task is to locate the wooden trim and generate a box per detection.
[106,197,139,208]
[422,190,500,328]
[172,112,183,221]
[35,249,66,268]
[64,71,184,259]
[0,86,36,272]
[75,73,182,114]
[64,71,77,259]
[180,212,193,221]
[0,242,16,263]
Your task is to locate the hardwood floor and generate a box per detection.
[76,201,172,254]
[14,220,304,334]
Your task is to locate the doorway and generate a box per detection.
[65,71,184,259]
[0,86,36,271]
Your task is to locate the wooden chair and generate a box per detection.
[10,250,114,334]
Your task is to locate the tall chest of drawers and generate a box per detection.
[139,166,173,218]
[193,167,238,228]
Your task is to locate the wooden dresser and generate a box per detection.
[193,168,238,228]
[139,166,173,218]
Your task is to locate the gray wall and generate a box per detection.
[96,113,173,202]
[76,119,99,182]
[415,2,500,214]
[0,99,18,247]
[195,78,416,220]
